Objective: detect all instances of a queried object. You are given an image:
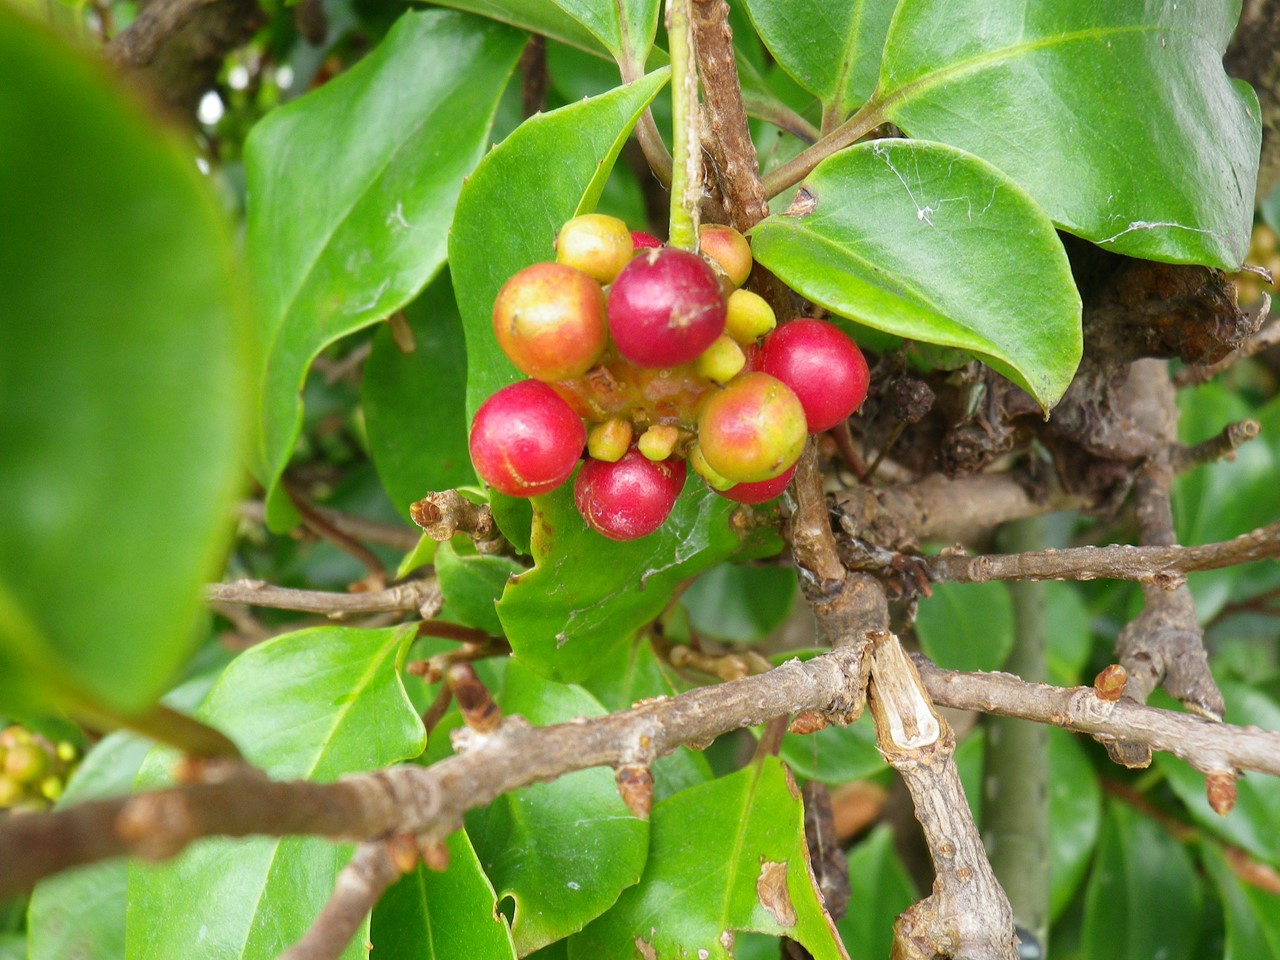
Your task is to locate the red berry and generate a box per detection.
[469,381,585,497]
[761,319,869,432]
[696,372,807,483]
[574,448,687,541]
[631,231,663,249]
[717,463,796,504]
[607,248,726,368]
[493,263,607,382]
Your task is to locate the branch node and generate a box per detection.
[1093,664,1128,701]
[447,663,501,734]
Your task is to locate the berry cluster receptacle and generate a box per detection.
[469,214,871,541]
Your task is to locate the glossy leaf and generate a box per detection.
[581,636,713,802]
[433,0,658,66]
[371,830,517,960]
[435,541,525,637]
[682,563,797,645]
[914,580,1015,673]
[570,758,848,959]
[126,625,425,960]
[0,7,246,716]
[1202,840,1280,960]
[739,0,894,118]
[1044,582,1094,686]
[452,69,669,422]
[876,0,1259,268]
[467,660,648,954]
[955,727,1101,920]
[29,674,222,960]
[1081,801,1202,960]
[1159,681,1280,868]
[497,483,780,682]
[1175,386,1280,618]
[246,11,524,527]
[363,274,476,519]
[1046,728,1102,920]
[752,140,1082,409]
[777,712,884,785]
[837,825,917,959]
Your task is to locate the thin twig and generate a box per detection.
[913,657,1280,778]
[205,577,442,619]
[279,842,402,960]
[1171,418,1261,473]
[104,0,217,67]
[665,0,701,250]
[239,500,420,552]
[903,519,1280,588]
[0,645,871,896]
[286,481,387,581]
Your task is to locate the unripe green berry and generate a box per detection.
[688,441,735,491]
[556,213,635,283]
[587,418,633,463]
[0,775,20,807]
[39,775,63,803]
[724,289,776,344]
[637,424,679,461]
[694,335,747,384]
[56,741,77,763]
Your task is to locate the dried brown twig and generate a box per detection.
[205,577,442,619]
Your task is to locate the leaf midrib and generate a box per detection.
[878,23,1194,120]
[236,631,408,955]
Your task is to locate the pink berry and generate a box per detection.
[493,262,607,382]
[631,231,663,249]
[717,463,796,504]
[469,381,585,497]
[761,319,869,433]
[607,248,726,368]
[574,448,687,541]
[696,372,808,484]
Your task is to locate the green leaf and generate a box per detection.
[29,673,223,960]
[837,825,917,959]
[682,563,797,644]
[497,482,780,682]
[1202,840,1280,960]
[452,69,670,423]
[246,11,524,528]
[363,274,477,519]
[1081,801,1202,960]
[126,625,425,960]
[1159,681,1280,868]
[435,541,525,637]
[371,830,517,960]
[0,6,246,717]
[777,713,884,785]
[570,758,848,959]
[467,659,648,954]
[1047,728,1102,921]
[876,0,1259,268]
[1045,582,1094,686]
[739,0,894,118]
[914,580,1015,673]
[752,140,1082,409]
[581,636,713,802]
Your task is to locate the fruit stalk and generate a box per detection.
[665,0,701,252]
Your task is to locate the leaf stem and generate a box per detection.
[760,102,884,199]
[665,0,700,249]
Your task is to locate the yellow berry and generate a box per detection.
[556,214,635,284]
[694,335,747,384]
[688,441,735,491]
[724,289,776,344]
[638,424,679,461]
[587,419,633,463]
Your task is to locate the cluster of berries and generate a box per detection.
[0,725,78,813]
[468,214,869,541]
